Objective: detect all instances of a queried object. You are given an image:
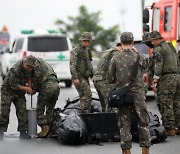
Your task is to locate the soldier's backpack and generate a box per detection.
[95,48,118,75]
[131,111,167,143]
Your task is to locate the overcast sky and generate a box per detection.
[0,0,156,39]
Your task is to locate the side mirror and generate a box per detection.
[143,8,149,24]
[6,48,12,53]
[143,24,150,32]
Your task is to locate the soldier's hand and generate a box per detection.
[73,79,80,87]
[26,87,36,95]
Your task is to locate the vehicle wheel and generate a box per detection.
[65,80,72,87]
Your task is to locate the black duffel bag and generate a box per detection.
[108,86,134,108]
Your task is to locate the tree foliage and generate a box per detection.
[54,5,120,54]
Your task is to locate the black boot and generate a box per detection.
[19,131,30,139]
[0,132,4,140]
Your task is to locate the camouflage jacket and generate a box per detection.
[1,60,31,92]
[70,44,93,80]
[31,58,58,91]
[153,41,179,80]
[93,47,119,81]
[107,49,147,90]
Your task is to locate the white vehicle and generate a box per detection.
[1,45,11,79]
[3,30,73,87]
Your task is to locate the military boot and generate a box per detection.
[38,125,50,138]
[122,149,131,154]
[19,131,30,139]
[142,147,149,154]
[166,129,175,136]
[0,132,4,140]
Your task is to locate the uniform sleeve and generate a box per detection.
[70,50,79,80]
[107,58,116,84]
[153,47,164,80]
[8,68,21,90]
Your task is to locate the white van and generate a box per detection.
[3,30,73,87]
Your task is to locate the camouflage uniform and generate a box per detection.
[70,32,93,113]
[107,32,151,150]
[93,47,119,112]
[0,61,30,132]
[149,31,180,131]
[31,58,60,126]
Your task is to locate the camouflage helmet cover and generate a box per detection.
[142,32,151,43]
[120,32,134,42]
[23,55,38,67]
[149,30,163,40]
[79,32,93,41]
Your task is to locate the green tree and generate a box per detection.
[54,5,120,55]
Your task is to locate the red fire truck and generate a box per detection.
[151,0,179,48]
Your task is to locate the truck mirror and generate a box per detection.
[143,24,150,32]
[143,8,149,23]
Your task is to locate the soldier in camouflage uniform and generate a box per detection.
[107,32,151,154]
[93,42,123,112]
[0,58,37,140]
[70,32,93,113]
[149,30,180,136]
[26,55,60,138]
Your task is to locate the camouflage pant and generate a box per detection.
[37,81,60,126]
[75,78,92,113]
[93,79,114,112]
[118,90,151,149]
[157,74,180,129]
[0,88,28,132]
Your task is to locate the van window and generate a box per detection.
[28,36,68,52]
[14,38,24,53]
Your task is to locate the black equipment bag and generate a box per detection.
[131,111,167,143]
[64,96,102,113]
[108,87,134,107]
[80,112,120,144]
[52,108,87,144]
[108,54,140,108]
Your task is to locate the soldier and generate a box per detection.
[70,32,93,113]
[0,58,36,140]
[149,30,180,136]
[28,55,60,138]
[93,42,123,112]
[107,32,151,154]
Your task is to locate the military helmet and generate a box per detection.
[149,30,163,40]
[120,32,134,42]
[79,32,93,41]
[23,55,38,67]
[142,32,151,43]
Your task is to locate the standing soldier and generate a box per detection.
[149,30,180,136]
[93,42,123,112]
[0,58,36,140]
[108,32,151,154]
[70,32,93,113]
[28,55,60,138]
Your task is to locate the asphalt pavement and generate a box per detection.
[0,79,180,154]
